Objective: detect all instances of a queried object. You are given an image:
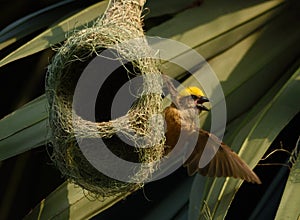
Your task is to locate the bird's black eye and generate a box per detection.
[191,95,199,100]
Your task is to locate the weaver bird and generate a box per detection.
[164,86,261,184]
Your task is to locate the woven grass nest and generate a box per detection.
[46,0,166,197]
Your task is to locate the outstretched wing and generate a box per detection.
[183,129,261,184]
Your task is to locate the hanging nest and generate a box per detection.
[46,0,165,197]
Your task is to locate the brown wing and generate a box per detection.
[183,129,261,184]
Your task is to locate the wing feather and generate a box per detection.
[184,130,261,184]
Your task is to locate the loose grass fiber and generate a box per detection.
[46,0,165,197]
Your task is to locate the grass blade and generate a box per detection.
[275,138,300,220]
[24,181,139,220]
[149,0,285,79]
[0,0,97,50]
[0,1,109,68]
[0,95,48,161]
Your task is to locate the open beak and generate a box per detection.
[196,96,209,111]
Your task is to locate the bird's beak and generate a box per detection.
[196,96,209,111]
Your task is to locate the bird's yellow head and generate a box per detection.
[179,86,209,111]
[179,86,205,97]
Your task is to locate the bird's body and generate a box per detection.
[164,86,261,184]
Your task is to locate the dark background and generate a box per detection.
[0,1,299,219]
